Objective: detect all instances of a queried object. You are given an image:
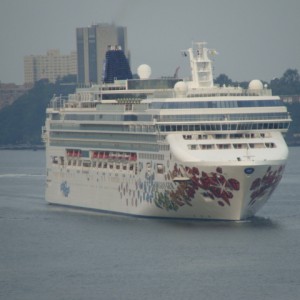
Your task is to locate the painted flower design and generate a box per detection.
[189,167,240,207]
[249,165,284,206]
[118,162,241,212]
[155,164,240,211]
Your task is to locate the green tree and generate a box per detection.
[214,74,233,87]
[270,69,300,95]
[0,76,76,146]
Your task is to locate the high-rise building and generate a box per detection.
[76,23,129,84]
[24,50,77,84]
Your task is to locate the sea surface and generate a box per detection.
[0,148,300,300]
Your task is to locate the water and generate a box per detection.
[0,149,300,300]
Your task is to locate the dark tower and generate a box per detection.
[103,46,132,83]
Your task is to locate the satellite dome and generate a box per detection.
[137,64,151,79]
[174,81,188,97]
[248,79,263,90]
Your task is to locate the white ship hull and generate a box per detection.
[45,151,286,220]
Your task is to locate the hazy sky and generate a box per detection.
[1,0,299,84]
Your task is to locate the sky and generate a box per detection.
[0,0,300,84]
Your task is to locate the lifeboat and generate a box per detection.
[123,153,130,160]
[102,152,109,159]
[129,153,137,161]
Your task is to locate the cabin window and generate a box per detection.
[83,161,91,168]
[233,144,242,149]
[218,144,230,149]
[265,143,276,148]
[201,144,214,150]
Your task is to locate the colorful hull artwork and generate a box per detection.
[117,162,285,217]
[249,165,285,207]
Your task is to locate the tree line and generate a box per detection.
[215,68,300,95]
[0,75,76,146]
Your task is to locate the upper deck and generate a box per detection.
[45,41,291,134]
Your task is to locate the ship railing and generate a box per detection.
[49,95,68,110]
[147,87,272,98]
[149,90,175,98]
[187,89,273,97]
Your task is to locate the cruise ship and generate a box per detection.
[43,42,291,220]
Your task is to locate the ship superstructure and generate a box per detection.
[43,42,290,220]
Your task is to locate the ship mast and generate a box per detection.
[187,42,216,88]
